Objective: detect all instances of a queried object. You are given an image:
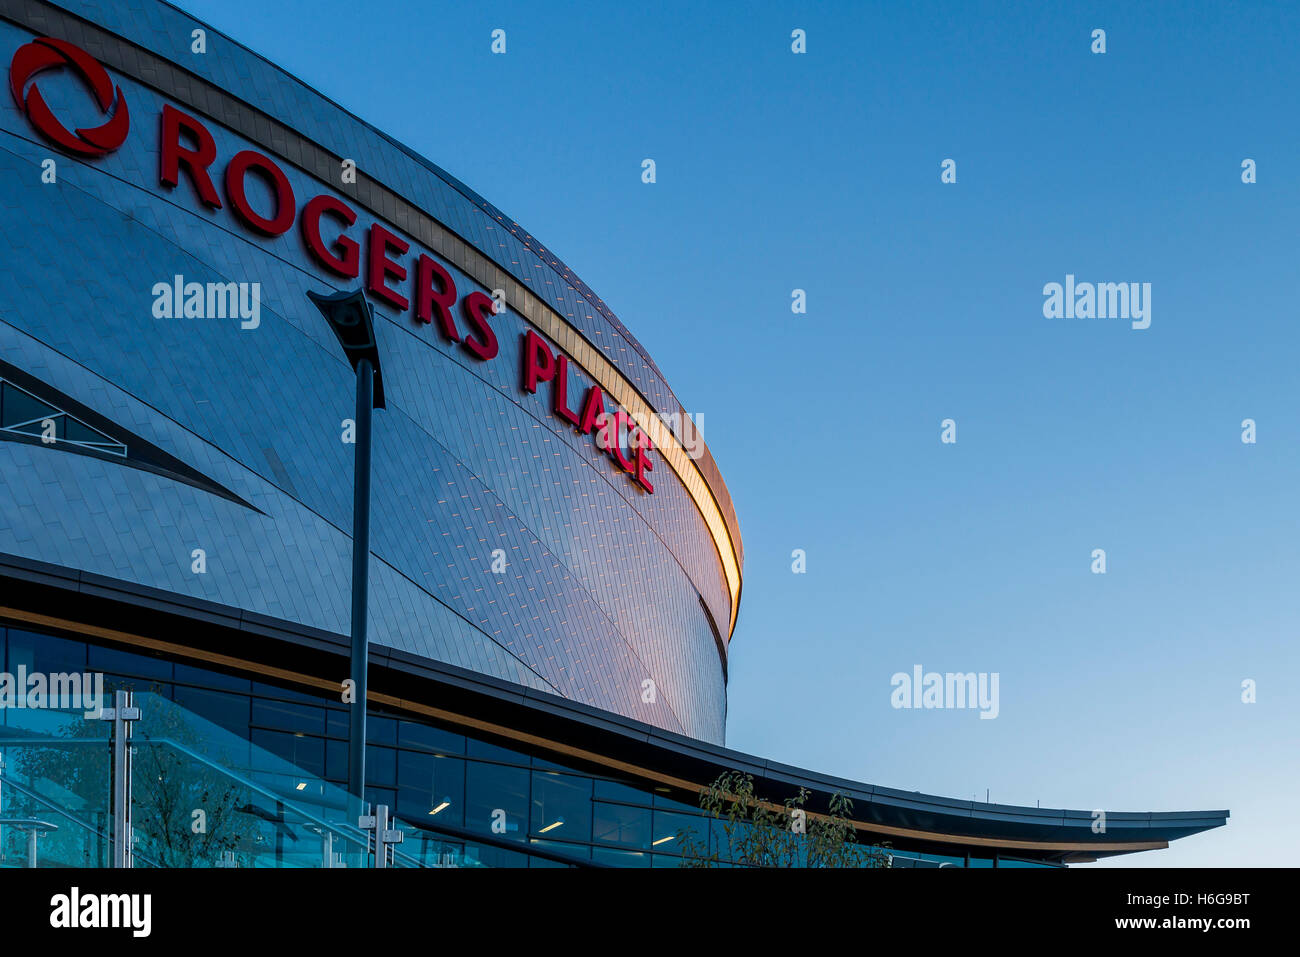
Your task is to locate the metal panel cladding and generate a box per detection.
[0,0,742,743]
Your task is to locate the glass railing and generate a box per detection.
[0,694,425,867]
[0,697,113,868]
[0,770,115,868]
[129,693,373,868]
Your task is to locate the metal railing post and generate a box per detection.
[96,690,139,868]
[358,803,403,868]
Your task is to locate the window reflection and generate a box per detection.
[650,809,696,856]
[465,762,529,842]
[530,771,592,843]
[593,801,650,849]
[397,750,465,828]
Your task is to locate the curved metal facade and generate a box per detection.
[0,0,738,743]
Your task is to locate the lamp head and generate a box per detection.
[307,288,385,408]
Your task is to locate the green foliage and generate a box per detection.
[677,771,891,868]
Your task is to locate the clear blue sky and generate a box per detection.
[174,0,1300,866]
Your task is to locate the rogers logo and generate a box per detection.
[9,36,128,156]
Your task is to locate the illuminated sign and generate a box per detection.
[9,37,654,493]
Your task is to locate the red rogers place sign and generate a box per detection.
[9,36,129,156]
[9,36,655,494]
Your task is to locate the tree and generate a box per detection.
[677,771,891,868]
[128,696,263,867]
[12,688,260,866]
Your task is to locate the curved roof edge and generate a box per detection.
[0,555,1229,864]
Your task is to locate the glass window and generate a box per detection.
[709,818,738,862]
[528,839,589,866]
[591,846,649,868]
[650,809,697,856]
[252,680,321,705]
[465,761,529,841]
[364,786,397,815]
[397,751,465,827]
[102,674,170,699]
[402,832,464,868]
[593,779,651,805]
[0,381,123,453]
[465,844,529,868]
[994,855,1057,868]
[1,384,56,427]
[593,800,650,849]
[367,744,397,787]
[531,755,584,774]
[397,719,464,755]
[530,771,592,843]
[251,728,325,779]
[653,790,703,814]
[174,661,250,693]
[325,737,348,783]
[172,685,250,738]
[88,644,173,680]
[251,697,323,736]
[368,715,397,747]
[63,418,107,444]
[7,629,86,675]
[913,851,968,868]
[466,737,529,765]
[325,706,349,739]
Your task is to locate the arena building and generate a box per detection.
[0,0,1226,867]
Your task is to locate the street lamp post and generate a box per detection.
[308,288,386,826]
[347,354,373,819]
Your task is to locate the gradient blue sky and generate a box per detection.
[174,0,1300,866]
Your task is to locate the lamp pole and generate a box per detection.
[347,355,373,819]
[307,289,386,828]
